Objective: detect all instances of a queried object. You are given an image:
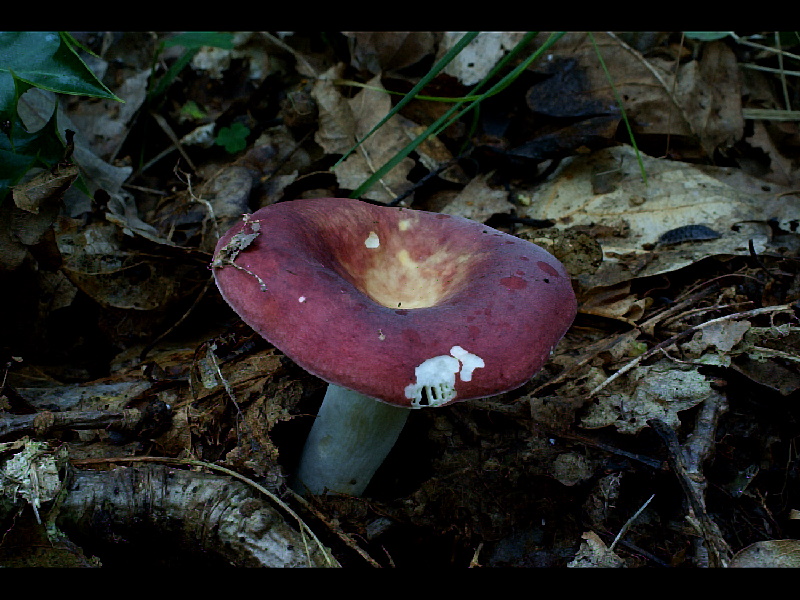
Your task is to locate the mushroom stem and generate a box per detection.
[292,384,410,496]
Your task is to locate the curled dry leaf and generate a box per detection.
[729,539,800,568]
[580,358,714,434]
[12,163,79,215]
[345,32,434,74]
[518,145,800,289]
[533,32,743,157]
[333,76,415,202]
[578,281,651,325]
[567,531,625,568]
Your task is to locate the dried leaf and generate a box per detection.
[700,320,751,352]
[534,33,743,157]
[399,115,468,183]
[579,281,651,324]
[730,539,800,568]
[581,359,713,433]
[439,172,514,221]
[12,163,79,214]
[518,145,800,289]
[437,32,526,86]
[333,76,414,202]
[567,531,625,568]
[312,63,354,155]
[345,32,434,74]
[56,220,194,310]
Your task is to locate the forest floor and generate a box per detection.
[1,31,800,568]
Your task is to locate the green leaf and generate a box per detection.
[0,97,67,203]
[0,32,120,204]
[214,122,250,153]
[180,100,207,120]
[0,144,37,202]
[0,73,29,127]
[0,32,120,102]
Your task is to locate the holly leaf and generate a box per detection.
[0,32,120,112]
[0,32,121,203]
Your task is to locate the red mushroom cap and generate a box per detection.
[212,198,576,408]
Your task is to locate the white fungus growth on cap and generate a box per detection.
[405,346,485,408]
[364,231,380,248]
[449,345,485,381]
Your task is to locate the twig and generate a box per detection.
[288,491,383,568]
[554,430,664,470]
[527,283,722,399]
[150,111,197,172]
[648,411,732,567]
[589,304,794,397]
[0,409,142,441]
[728,32,800,63]
[609,493,655,552]
[683,391,728,477]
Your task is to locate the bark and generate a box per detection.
[56,465,334,567]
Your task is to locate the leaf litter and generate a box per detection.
[1,31,800,568]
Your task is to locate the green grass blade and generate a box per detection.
[350,32,564,200]
[333,31,480,169]
[331,79,487,103]
[430,32,562,139]
[588,32,647,185]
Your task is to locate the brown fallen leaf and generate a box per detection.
[729,539,800,568]
[12,163,79,214]
[532,32,743,158]
[344,32,434,74]
[333,75,415,202]
[438,172,513,222]
[311,63,355,156]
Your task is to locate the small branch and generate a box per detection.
[609,493,655,552]
[589,304,794,397]
[70,455,336,566]
[150,111,197,172]
[0,409,142,441]
[53,462,335,567]
[649,406,732,568]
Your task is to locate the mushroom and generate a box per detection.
[212,198,576,496]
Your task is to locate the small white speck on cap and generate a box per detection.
[365,231,380,248]
[299,296,306,302]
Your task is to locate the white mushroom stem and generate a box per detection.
[292,384,410,496]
